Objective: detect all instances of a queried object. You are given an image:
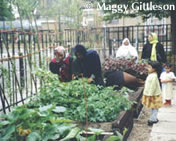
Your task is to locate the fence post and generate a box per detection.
[76,31,80,44]
[0,86,6,114]
[19,53,24,88]
[109,40,112,56]
[103,25,107,58]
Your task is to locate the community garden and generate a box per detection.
[1,0,176,141]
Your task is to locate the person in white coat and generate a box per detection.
[160,63,176,106]
[116,38,138,61]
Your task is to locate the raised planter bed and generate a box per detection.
[78,109,134,141]
[77,87,144,141]
[129,87,144,118]
[112,109,134,141]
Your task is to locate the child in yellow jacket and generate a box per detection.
[142,61,162,126]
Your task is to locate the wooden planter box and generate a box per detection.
[78,109,134,141]
[77,87,143,141]
[112,109,134,141]
[129,87,144,118]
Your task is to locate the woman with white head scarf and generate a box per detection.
[116,38,138,60]
[49,46,73,82]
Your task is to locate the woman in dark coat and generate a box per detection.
[49,46,73,82]
[142,32,167,64]
[72,44,104,86]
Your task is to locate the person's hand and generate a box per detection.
[72,73,83,80]
[162,79,169,83]
[87,77,93,83]
[137,78,145,85]
[131,57,137,62]
[72,74,76,80]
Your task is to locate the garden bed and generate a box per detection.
[103,58,148,80]
[112,109,134,141]
[0,71,143,141]
[77,87,144,141]
[77,109,133,141]
[129,87,144,118]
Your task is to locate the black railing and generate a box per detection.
[106,24,172,55]
[0,29,61,113]
[64,24,174,66]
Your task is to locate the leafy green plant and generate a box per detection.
[0,105,124,141]
[0,104,88,141]
[28,69,134,122]
[0,64,13,101]
[0,105,60,140]
[0,69,133,141]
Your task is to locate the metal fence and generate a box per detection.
[106,24,172,56]
[0,24,174,113]
[64,24,174,65]
[0,29,61,113]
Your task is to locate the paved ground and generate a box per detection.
[128,83,176,141]
[149,84,176,141]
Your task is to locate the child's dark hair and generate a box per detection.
[148,61,162,76]
[165,63,172,68]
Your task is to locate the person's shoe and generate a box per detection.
[148,119,159,126]
[163,102,169,106]
[163,100,169,106]
[147,120,153,126]
[152,119,159,124]
[168,100,172,106]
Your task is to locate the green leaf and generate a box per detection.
[76,132,86,141]
[39,104,53,112]
[122,128,128,136]
[37,112,48,117]
[42,125,60,141]
[87,134,96,141]
[0,114,8,119]
[0,121,10,128]
[1,125,15,140]
[7,111,20,121]
[106,136,121,141]
[52,106,66,113]
[43,134,60,141]
[115,131,123,141]
[88,127,104,135]
[27,132,41,141]
[57,124,76,135]
[50,118,72,124]
[60,127,81,141]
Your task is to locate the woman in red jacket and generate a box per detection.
[49,46,73,82]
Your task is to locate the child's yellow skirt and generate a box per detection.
[142,95,162,108]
